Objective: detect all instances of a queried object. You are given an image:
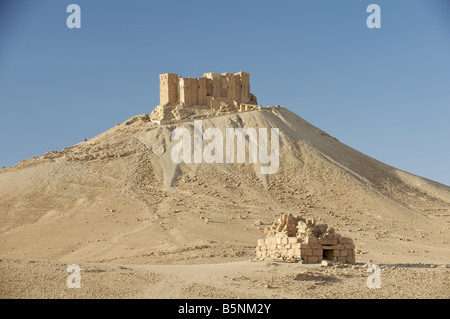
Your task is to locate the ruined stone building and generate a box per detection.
[150,72,259,122]
[256,213,356,264]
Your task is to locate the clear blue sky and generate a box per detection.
[1,0,449,186]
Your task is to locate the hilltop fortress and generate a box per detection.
[150,72,261,122]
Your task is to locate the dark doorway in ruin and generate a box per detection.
[323,249,334,260]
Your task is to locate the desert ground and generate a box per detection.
[1,107,449,298]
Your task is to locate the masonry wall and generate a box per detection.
[159,71,254,108]
[256,235,356,264]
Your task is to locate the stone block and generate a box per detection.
[337,257,347,263]
[308,256,319,263]
[341,237,353,244]
[288,237,298,244]
[322,260,332,267]
[344,244,355,250]
[347,256,356,264]
[340,250,348,257]
[328,238,338,245]
[306,236,318,244]
[287,249,294,257]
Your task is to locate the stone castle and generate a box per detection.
[150,71,259,122]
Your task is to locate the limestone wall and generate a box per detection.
[256,213,356,264]
[158,71,256,108]
[256,235,356,264]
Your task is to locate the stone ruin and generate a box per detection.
[150,71,259,122]
[256,213,356,264]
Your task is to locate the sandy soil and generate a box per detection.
[1,107,449,298]
[1,258,448,299]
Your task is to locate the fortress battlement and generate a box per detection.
[150,71,259,122]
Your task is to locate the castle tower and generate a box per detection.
[223,73,236,100]
[179,77,190,107]
[159,73,179,105]
[239,71,250,102]
[197,77,207,107]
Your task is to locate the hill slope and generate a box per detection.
[1,107,449,267]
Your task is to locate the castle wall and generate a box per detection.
[239,71,250,101]
[212,77,221,98]
[159,71,254,108]
[234,75,241,101]
[197,77,207,107]
[189,78,198,107]
[220,76,228,98]
[223,73,235,99]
